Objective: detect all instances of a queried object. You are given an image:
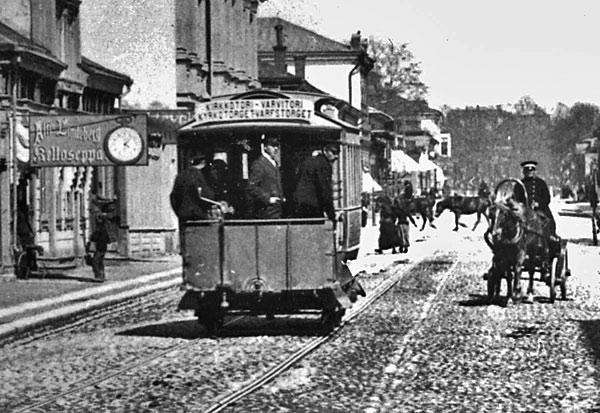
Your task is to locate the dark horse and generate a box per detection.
[392,192,437,231]
[434,190,492,231]
[484,197,554,304]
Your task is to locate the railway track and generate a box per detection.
[9,251,453,412]
[204,254,459,413]
[0,286,178,347]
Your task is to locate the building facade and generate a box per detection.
[79,0,268,257]
[0,0,133,270]
[176,0,264,109]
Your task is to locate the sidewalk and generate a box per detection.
[556,199,595,218]
[0,254,182,341]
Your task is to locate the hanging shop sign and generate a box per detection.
[28,114,148,167]
[193,99,313,125]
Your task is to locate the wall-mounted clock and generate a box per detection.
[104,126,144,165]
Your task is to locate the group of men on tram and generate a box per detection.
[169,136,340,223]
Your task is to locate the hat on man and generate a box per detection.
[520,160,538,170]
[262,136,280,146]
[324,143,340,155]
[191,153,207,165]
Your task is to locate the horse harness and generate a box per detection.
[488,201,546,246]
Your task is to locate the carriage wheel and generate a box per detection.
[486,273,497,302]
[549,258,557,304]
[558,245,569,301]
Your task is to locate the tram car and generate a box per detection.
[176,90,365,333]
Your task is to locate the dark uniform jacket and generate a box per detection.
[247,155,283,219]
[514,175,555,235]
[293,153,335,220]
[514,176,551,211]
[170,167,215,221]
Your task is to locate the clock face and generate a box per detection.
[104,127,144,165]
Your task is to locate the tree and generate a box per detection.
[365,37,428,118]
[514,95,545,116]
[548,102,600,185]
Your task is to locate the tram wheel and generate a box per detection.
[321,308,343,334]
[197,308,219,337]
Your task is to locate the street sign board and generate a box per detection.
[29,114,148,167]
[192,98,313,125]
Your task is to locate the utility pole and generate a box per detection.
[10,57,18,263]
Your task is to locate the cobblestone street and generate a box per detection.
[1,209,599,412]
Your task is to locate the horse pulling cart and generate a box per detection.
[485,179,570,304]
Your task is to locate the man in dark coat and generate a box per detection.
[247,136,284,219]
[88,191,117,282]
[170,153,216,221]
[513,160,556,236]
[293,143,339,221]
[402,180,413,200]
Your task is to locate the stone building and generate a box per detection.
[0,0,132,270]
[176,0,264,109]
[78,0,268,257]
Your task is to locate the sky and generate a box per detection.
[259,0,600,111]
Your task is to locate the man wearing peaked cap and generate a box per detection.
[520,160,538,170]
[513,159,556,236]
[246,135,284,218]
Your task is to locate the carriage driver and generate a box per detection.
[512,160,556,238]
[483,160,558,281]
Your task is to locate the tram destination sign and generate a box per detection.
[29,114,148,167]
[193,98,313,125]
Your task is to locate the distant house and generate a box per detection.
[257,17,384,176]
[257,17,373,112]
[394,99,449,192]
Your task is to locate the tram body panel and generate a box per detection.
[181,219,335,292]
[181,223,220,290]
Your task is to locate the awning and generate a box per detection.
[418,157,438,171]
[391,150,421,173]
[418,156,446,185]
[362,172,382,193]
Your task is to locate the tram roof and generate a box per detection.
[178,89,362,135]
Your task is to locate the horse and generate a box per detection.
[434,193,491,231]
[485,198,551,304]
[392,192,437,231]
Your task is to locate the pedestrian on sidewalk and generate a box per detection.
[88,191,117,282]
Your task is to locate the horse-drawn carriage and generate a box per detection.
[484,179,570,304]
